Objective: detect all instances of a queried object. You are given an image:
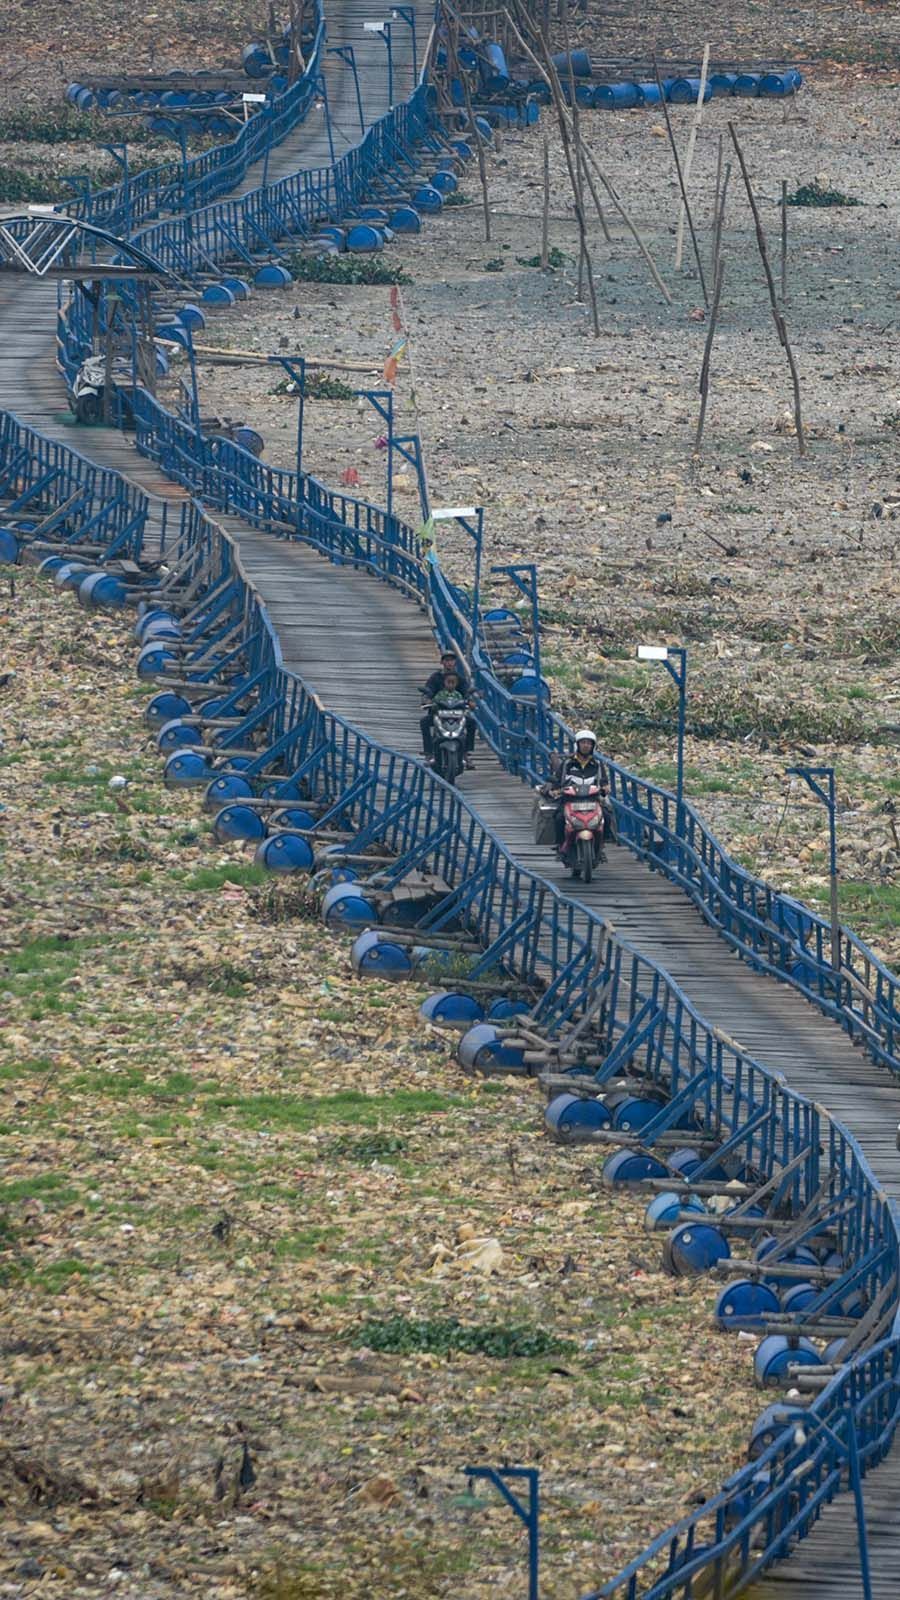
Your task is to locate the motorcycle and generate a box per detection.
[560,773,606,882]
[427,694,469,785]
[72,354,135,427]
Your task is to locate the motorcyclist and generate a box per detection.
[548,729,614,861]
[421,652,476,767]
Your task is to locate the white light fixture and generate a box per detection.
[432,506,476,521]
[27,204,58,217]
[363,20,386,32]
[636,644,669,662]
[242,92,267,104]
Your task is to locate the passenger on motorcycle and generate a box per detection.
[549,730,614,859]
[420,653,476,767]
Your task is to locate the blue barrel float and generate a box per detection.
[611,1095,664,1133]
[551,48,591,77]
[637,82,663,105]
[213,804,267,844]
[781,1281,818,1315]
[420,990,485,1027]
[203,771,254,808]
[458,1023,526,1074]
[544,1092,611,1140]
[735,73,761,96]
[164,749,212,787]
[664,1221,731,1275]
[480,43,510,93]
[715,1279,780,1329]
[760,70,803,96]
[487,997,529,1022]
[668,77,713,104]
[709,72,737,96]
[390,207,421,234]
[256,830,314,874]
[137,640,178,677]
[320,881,378,928]
[748,1402,806,1459]
[147,690,194,728]
[351,929,413,978]
[603,1149,668,1185]
[645,1190,706,1230]
[345,225,384,254]
[0,527,21,564]
[269,805,316,832]
[754,1335,822,1387]
[594,83,641,110]
[157,717,201,752]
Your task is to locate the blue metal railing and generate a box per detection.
[65,6,325,237]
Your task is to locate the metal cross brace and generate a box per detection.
[778,1406,872,1600]
[595,999,664,1082]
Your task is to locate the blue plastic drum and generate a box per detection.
[213,804,267,844]
[611,1095,663,1133]
[203,772,254,810]
[163,750,211,787]
[754,1335,821,1386]
[665,1222,731,1276]
[420,990,485,1027]
[147,691,193,728]
[715,1279,780,1329]
[645,1191,706,1231]
[320,880,377,925]
[603,1149,668,1185]
[594,83,640,109]
[544,1092,611,1141]
[457,1023,526,1074]
[350,929,413,978]
[257,831,315,874]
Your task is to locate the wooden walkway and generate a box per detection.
[1,19,899,1591]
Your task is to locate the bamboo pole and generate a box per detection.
[729,123,805,455]
[674,44,710,270]
[540,134,550,267]
[653,54,709,304]
[693,254,725,456]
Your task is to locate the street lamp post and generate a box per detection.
[787,763,840,972]
[102,143,131,235]
[363,20,394,110]
[637,644,688,830]
[431,506,482,665]
[327,45,366,136]
[390,6,419,87]
[492,561,545,744]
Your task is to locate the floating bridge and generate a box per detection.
[1,5,898,1596]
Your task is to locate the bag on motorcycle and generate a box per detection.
[532,795,558,846]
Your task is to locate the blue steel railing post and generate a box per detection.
[327,45,366,135]
[175,122,190,212]
[773,1405,872,1600]
[354,388,395,520]
[465,1466,539,1600]
[788,764,839,972]
[636,643,688,836]
[102,143,130,236]
[314,73,336,165]
[61,174,94,223]
[183,324,201,429]
[268,356,307,478]
[390,7,418,90]
[493,562,544,744]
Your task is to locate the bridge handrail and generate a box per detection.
[66,10,326,236]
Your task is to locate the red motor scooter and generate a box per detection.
[560,772,606,883]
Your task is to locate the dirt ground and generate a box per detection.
[188,51,900,968]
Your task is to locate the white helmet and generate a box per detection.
[574,729,597,749]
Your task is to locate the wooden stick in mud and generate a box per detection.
[729,123,805,455]
[675,43,710,270]
[540,134,550,267]
[653,53,709,304]
[693,253,725,456]
[781,178,788,302]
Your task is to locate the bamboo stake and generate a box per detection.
[449,12,493,244]
[674,44,710,270]
[693,254,725,456]
[653,54,709,304]
[540,134,550,267]
[504,11,670,302]
[709,132,723,275]
[729,123,805,455]
[780,178,788,302]
[504,4,600,334]
[712,160,731,286]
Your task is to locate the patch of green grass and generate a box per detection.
[208,1088,458,1132]
[28,1257,92,1293]
[320,1131,406,1162]
[354,1315,574,1359]
[0,1172,79,1206]
[286,252,411,286]
[516,246,569,269]
[273,1226,341,1260]
[838,882,900,933]
[179,862,269,891]
[786,180,861,208]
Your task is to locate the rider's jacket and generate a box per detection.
[423,663,471,701]
[560,752,607,788]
